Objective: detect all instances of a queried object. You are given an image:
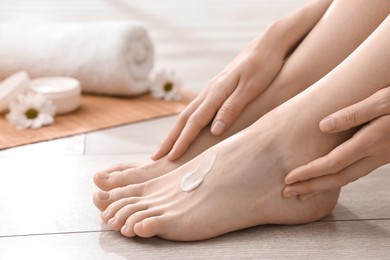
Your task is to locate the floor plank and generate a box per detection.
[328,165,390,221]
[1,220,389,259]
[0,134,85,156]
[84,116,175,155]
[0,153,389,238]
[0,154,150,237]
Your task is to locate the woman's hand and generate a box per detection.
[283,87,390,201]
[152,35,286,161]
[152,0,333,161]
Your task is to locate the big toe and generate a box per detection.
[93,163,138,190]
[94,161,166,191]
[120,209,162,238]
[93,190,111,211]
[94,170,132,191]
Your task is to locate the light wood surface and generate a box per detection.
[1,0,389,259]
[0,92,194,150]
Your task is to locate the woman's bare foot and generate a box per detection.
[93,133,225,191]
[93,103,346,241]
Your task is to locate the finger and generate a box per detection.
[285,131,369,185]
[211,80,258,136]
[283,156,379,198]
[151,97,203,160]
[167,78,239,160]
[320,87,390,133]
[167,93,226,160]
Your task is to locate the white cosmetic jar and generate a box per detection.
[30,77,81,115]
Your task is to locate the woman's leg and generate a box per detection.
[93,14,390,241]
[94,0,390,191]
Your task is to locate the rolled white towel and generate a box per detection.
[0,21,154,96]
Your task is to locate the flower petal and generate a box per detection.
[6,92,56,130]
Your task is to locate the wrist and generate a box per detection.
[265,16,303,57]
[249,24,286,60]
[253,18,297,59]
[256,0,332,58]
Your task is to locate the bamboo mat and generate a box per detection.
[0,91,194,150]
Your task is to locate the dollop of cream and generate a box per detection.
[181,152,217,192]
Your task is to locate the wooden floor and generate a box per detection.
[1,0,390,259]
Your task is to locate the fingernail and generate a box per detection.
[151,144,162,159]
[319,117,336,132]
[211,120,226,135]
[284,191,299,198]
[168,149,177,161]
[284,176,296,185]
[300,193,315,201]
[151,151,158,160]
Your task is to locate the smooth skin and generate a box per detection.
[284,86,390,200]
[94,0,390,195]
[152,0,333,161]
[93,14,390,241]
[95,0,389,192]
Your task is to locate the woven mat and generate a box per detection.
[0,91,195,150]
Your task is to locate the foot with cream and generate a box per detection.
[92,105,343,241]
[93,18,390,238]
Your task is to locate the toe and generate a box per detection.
[121,209,162,237]
[93,162,145,190]
[93,190,111,211]
[102,168,144,190]
[93,184,144,211]
[101,196,140,222]
[134,216,167,238]
[104,163,139,173]
[107,202,148,231]
[94,168,137,191]
[93,172,112,191]
[94,162,156,191]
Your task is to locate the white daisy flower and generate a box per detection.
[150,70,182,101]
[6,92,56,130]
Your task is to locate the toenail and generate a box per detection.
[96,172,110,180]
[122,225,130,234]
[102,210,108,218]
[98,191,110,200]
[108,217,117,225]
[135,221,143,230]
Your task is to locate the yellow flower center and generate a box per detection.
[163,81,173,92]
[25,108,39,119]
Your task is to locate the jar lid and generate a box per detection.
[0,71,31,113]
[30,77,81,98]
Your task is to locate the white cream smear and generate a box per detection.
[181,152,217,192]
